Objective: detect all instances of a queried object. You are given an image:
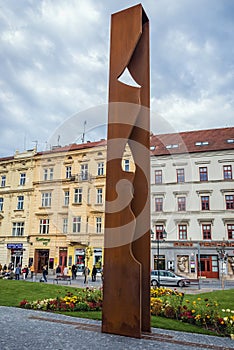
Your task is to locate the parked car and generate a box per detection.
[151,269,190,287]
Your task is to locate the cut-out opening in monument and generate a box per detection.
[122,143,136,173]
[118,67,141,88]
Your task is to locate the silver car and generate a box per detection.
[151,270,190,287]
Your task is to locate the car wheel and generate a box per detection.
[178,280,185,288]
[151,280,158,287]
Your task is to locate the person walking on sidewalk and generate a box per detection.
[83,266,90,284]
[91,265,97,281]
[42,265,48,282]
[15,264,21,280]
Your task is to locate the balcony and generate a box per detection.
[70,173,93,183]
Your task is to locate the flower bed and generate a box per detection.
[19,286,234,337]
[19,287,102,312]
[150,287,234,337]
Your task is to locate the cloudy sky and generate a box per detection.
[0,0,233,157]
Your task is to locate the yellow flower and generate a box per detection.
[197,298,201,301]
[192,309,196,313]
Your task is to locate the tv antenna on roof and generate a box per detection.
[81,121,87,143]
[32,140,38,151]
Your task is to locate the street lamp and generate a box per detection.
[157,229,167,287]
[216,247,228,290]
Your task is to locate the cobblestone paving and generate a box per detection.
[0,306,234,350]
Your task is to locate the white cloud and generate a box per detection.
[0,0,233,157]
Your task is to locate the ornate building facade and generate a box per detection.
[0,127,233,279]
[150,127,234,279]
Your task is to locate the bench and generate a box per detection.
[53,275,71,285]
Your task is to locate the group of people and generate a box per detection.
[55,264,99,284]
[0,262,35,280]
[1,261,102,283]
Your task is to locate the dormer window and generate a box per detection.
[227,139,234,144]
[195,141,209,146]
[166,144,178,149]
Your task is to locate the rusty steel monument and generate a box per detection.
[102,4,151,338]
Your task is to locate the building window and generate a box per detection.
[96,217,102,233]
[178,197,186,211]
[0,197,3,211]
[74,188,82,204]
[73,216,81,233]
[44,168,53,181]
[199,167,208,181]
[155,225,164,240]
[41,192,52,207]
[1,175,6,187]
[202,224,211,240]
[124,159,130,172]
[63,218,68,233]
[178,225,187,240]
[19,173,26,185]
[155,170,162,184]
[155,197,163,212]
[97,162,104,176]
[225,195,234,209]
[96,188,103,204]
[81,164,88,180]
[176,169,185,183]
[201,196,210,210]
[17,196,24,210]
[66,166,72,179]
[12,222,25,236]
[64,191,70,206]
[40,219,50,234]
[227,224,234,239]
[223,165,232,180]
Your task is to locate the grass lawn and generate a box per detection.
[0,279,233,336]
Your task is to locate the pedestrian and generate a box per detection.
[3,264,7,272]
[71,264,77,280]
[83,266,89,284]
[15,264,21,280]
[42,265,48,282]
[30,265,35,279]
[63,266,68,276]
[22,265,28,280]
[55,265,61,276]
[91,265,97,282]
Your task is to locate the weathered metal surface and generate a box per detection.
[102,4,150,338]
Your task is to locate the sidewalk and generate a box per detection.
[0,306,233,350]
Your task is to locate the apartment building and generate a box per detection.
[0,126,233,279]
[0,149,36,267]
[150,127,234,279]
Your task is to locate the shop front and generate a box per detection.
[7,243,24,269]
[151,241,234,280]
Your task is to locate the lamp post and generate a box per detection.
[216,247,228,290]
[197,242,201,290]
[157,229,167,288]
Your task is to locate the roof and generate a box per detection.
[150,127,234,156]
[36,139,107,156]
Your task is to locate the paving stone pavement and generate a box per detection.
[0,306,234,350]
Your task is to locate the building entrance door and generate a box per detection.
[35,249,49,273]
[198,255,219,278]
[59,248,67,272]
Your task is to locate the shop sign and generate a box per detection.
[36,237,50,246]
[200,241,234,248]
[174,242,193,247]
[7,243,23,249]
[75,249,85,255]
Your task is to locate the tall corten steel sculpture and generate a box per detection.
[102,4,150,338]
